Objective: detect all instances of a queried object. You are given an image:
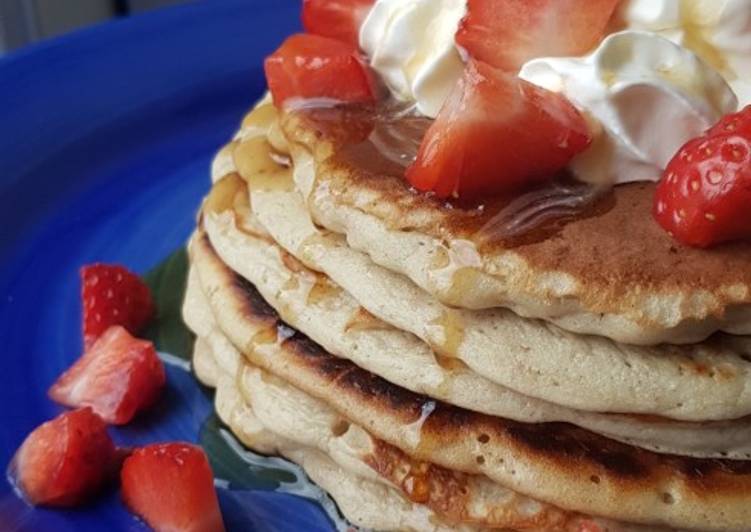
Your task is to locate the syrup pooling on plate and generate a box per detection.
[290,100,615,247]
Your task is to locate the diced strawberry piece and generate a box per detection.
[302,0,374,47]
[49,325,166,425]
[81,263,155,349]
[264,33,376,107]
[654,106,751,247]
[455,0,620,72]
[121,443,225,532]
[406,59,591,200]
[9,408,117,507]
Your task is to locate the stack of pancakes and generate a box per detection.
[183,96,751,531]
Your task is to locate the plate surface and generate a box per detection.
[0,1,336,530]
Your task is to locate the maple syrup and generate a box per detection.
[434,354,469,372]
[233,137,294,192]
[427,310,466,358]
[292,100,614,247]
[246,326,279,355]
[306,276,340,306]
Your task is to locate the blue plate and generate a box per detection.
[0,1,337,530]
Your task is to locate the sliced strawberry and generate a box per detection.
[406,59,591,200]
[654,107,751,247]
[49,325,166,425]
[302,0,374,47]
[264,33,376,107]
[121,443,225,532]
[455,0,620,72]
[9,408,117,507]
[81,263,155,349]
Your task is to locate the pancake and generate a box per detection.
[202,172,751,433]
[187,292,649,531]
[202,360,463,531]
[185,246,751,460]
[188,227,751,531]
[272,102,751,346]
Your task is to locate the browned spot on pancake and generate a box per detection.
[199,233,279,328]
[280,331,354,380]
[216,246,751,482]
[364,439,576,529]
[231,274,278,324]
[503,422,647,478]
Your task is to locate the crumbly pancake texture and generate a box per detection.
[276,105,751,346]
[188,228,751,531]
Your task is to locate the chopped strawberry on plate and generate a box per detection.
[302,0,374,47]
[81,263,155,349]
[654,106,751,247]
[264,33,377,107]
[49,325,166,425]
[406,59,591,200]
[9,408,117,507]
[455,0,620,72]
[121,442,225,532]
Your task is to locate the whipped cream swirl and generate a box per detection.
[359,0,466,118]
[624,0,751,106]
[519,31,738,185]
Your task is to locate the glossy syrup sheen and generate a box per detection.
[292,100,615,248]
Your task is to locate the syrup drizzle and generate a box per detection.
[292,99,614,248]
[476,180,611,246]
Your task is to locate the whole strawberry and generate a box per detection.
[81,264,155,348]
[654,106,751,248]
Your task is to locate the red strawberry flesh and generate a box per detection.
[121,442,225,532]
[455,0,620,72]
[81,263,154,349]
[302,0,374,47]
[654,113,751,248]
[49,325,166,425]
[264,33,377,107]
[9,408,117,507]
[406,59,591,199]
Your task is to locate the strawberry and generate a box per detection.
[455,0,620,72]
[406,59,591,200]
[81,263,155,349]
[9,408,117,507]
[49,325,166,425]
[709,107,751,139]
[121,443,225,532]
[302,0,374,47]
[264,33,376,107]
[654,107,751,247]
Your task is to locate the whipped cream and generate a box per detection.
[359,0,466,118]
[359,0,749,186]
[519,31,738,185]
[623,0,751,106]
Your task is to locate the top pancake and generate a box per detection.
[278,103,751,345]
